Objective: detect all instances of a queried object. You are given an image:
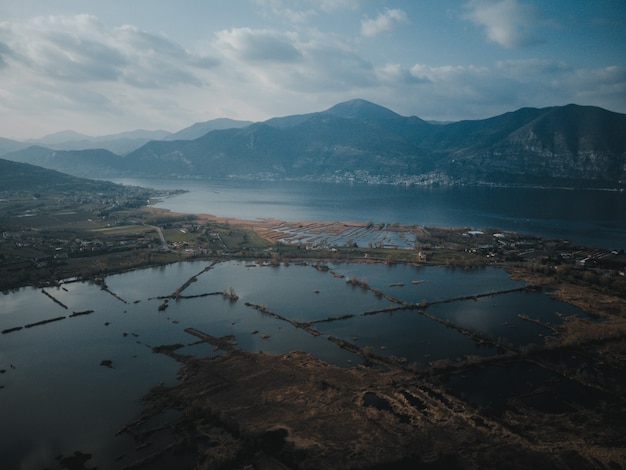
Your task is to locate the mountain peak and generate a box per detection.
[34,130,91,144]
[323,99,402,120]
[5,102,624,189]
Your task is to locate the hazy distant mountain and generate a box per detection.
[166,118,253,141]
[0,137,29,157]
[19,119,253,154]
[30,130,92,145]
[3,145,122,178]
[3,99,625,188]
[28,129,171,155]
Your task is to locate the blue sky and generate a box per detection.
[0,0,624,139]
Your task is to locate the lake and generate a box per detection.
[1,260,590,468]
[112,178,626,250]
[2,177,622,468]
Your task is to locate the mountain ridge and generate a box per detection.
[3,99,625,189]
[4,119,256,156]
[24,129,172,155]
[165,118,253,141]
[0,157,124,192]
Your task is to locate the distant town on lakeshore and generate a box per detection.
[1,99,625,190]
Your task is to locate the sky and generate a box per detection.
[0,0,625,139]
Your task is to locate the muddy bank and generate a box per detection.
[121,348,622,470]
[111,258,626,470]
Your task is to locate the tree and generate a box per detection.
[223,286,239,301]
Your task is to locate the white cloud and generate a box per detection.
[254,0,360,23]
[463,0,544,48]
[211,27,376,94]
[495,58,571,77]
[565,65,626,104]
[361,8,410,37]
[0,15,217,88]
[254,0,318,24]
[0,15,385,137]
[377,63,430,85]
[0,8,623,139]
[493,60,626,107]
[215,28,301,62]
[0,14,221,136]
[399,60,626,121]
[319,0,362,12]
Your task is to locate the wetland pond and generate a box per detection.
[0,260,590,468]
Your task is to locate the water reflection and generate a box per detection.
[110,178,626,249]
[0,260,590,468]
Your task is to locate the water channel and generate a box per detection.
[0,260,590,468]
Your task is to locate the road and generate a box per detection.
[145,224,168,250]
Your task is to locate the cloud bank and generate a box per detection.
[463,0,544,48]
[0,2,623,139]
[361,8,410,37]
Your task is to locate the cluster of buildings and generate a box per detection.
[463,229,625,277]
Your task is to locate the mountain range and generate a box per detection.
[0,118,253,156]
[2,99,625,189]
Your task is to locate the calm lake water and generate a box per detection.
[3,178,621,468]
[112,178,626,250]
[1,260,590,468]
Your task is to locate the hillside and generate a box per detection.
[0,157,121,192]
[442,105,626,186]
[0,137,29,157]
[3,146,123,178]
[165,118,253,141]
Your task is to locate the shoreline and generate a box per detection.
[3,169,625,468]
[118,258,626,469]
[3,206,625,468]
[109,213,625,468]
[136,173,626,192]
[3,205,624,292]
